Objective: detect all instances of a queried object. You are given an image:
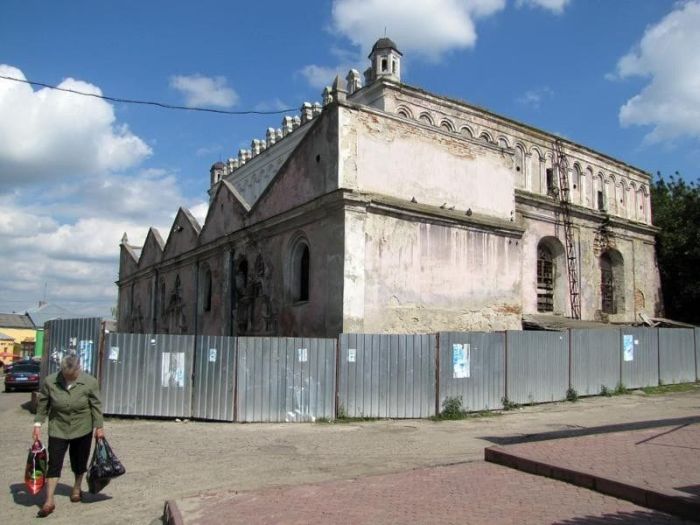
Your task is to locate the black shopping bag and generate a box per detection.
[87,437,126,494]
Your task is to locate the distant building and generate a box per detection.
[117,39,661,337]
[0,313,36,364]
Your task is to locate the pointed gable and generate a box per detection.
[199,180,251,244]
[249,108,338,223]
[162,208,201,260]
[138,227,165,268]
[119,233,140,279]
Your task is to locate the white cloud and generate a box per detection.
[0,65,152,185]
[331,0,507,61]
[517,86,554,109]
[516,0,570,14]
[169,74,239,108]
[614,1,700,143]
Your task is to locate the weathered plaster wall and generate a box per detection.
[339,107,515,220]
[518,197,661,322]
[346,210,523,333]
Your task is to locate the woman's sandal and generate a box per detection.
[70,491,83,503]
[37,503,55,518]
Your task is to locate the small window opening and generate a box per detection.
[546,168,556,195]
[392,60,396,74]
[381,58,388,72]
[236,260,248,291]
[315,154,321,163]
[516,166,521,172]
[537,247,554,313]
[597,190,605,211]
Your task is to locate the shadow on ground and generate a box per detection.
[481,416,700,445]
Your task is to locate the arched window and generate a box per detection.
[600,250,624,314]
[460,126,473,138]
[440,119,455,132]
[291,241,310,302]
[537,246,555,312]
[419,112,433,125]
[160,279,166,317]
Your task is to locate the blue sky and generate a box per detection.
[1,0,699,316]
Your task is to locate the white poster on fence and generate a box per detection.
[623,335,634,362]
[78,340,93,373]
[162,352,185,388]
[453,343,470,379]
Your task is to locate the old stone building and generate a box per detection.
[117,38,661,337]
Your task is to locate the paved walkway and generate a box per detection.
[172,461,691,525]
[486,421,700,521]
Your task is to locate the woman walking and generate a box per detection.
[32,354,105,518]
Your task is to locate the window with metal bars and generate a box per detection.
[601,254,615,313]
[537,247,554,312]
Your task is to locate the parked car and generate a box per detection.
[4,362,40,392]
[4,357,40,375]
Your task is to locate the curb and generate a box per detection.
[485,446,700,523]
[163,500,185,525]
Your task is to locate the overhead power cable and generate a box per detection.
[0,74,296,115]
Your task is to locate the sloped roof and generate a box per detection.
[25,303,80,328]
[0,332,14,341]
[0,313,35,329]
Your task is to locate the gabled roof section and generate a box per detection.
[249,108,338,223]
[0,313,35,329]
[199,180,251,244]
[25,303,82,328]
[138,227,165,268]
[163,207,202,260]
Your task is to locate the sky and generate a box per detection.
[1,0,699,317]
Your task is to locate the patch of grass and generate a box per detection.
[641,382,699,396]
[600,385,612,397]
[431,396,502,421]
[501,396,519,411]
[614,382,628,395]
[566,387,579,402]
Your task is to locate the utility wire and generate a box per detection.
[0,74,296,115]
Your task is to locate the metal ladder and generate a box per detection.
[554,139,581,319]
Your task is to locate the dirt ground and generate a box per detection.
[1,383,699,525]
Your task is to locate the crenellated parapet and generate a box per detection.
[210,89,348,185]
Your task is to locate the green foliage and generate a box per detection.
[566,387,579,402]
[641,382,699,396]
[651,173,700,324]
[439,396,467,420]
[336,404,347,420]
[501,396,519,411]
[614,382,627,395]
[600,385,612,397]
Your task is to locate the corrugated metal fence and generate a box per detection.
[570,329,620,396]
[236,337,336,423]
[102,333,195,418]
[506,331,569,404]
[658,328,696,385]
[337,334,436,418]
[43,318,103,377]
[54,321,698,423]
[192,336,237,422]
[438,332,505,411]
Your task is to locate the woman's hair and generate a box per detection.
[60,353,81,374]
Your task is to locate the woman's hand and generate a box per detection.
[32,426,41,442]
[95,427,105,440]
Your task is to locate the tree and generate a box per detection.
[651,172,700,324]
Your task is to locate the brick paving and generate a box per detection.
[489,422,700,501]
[175,461,690,525]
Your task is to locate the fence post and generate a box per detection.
[233,337,239,423]
[504,331,509,403]
[657,328,662,386]
[434,332,441,416]
[335,336,341,420]
[567,329,572,390]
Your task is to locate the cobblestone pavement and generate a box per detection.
[490,422,700,500]
[485,420,700,521]
[176,461,692,525]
